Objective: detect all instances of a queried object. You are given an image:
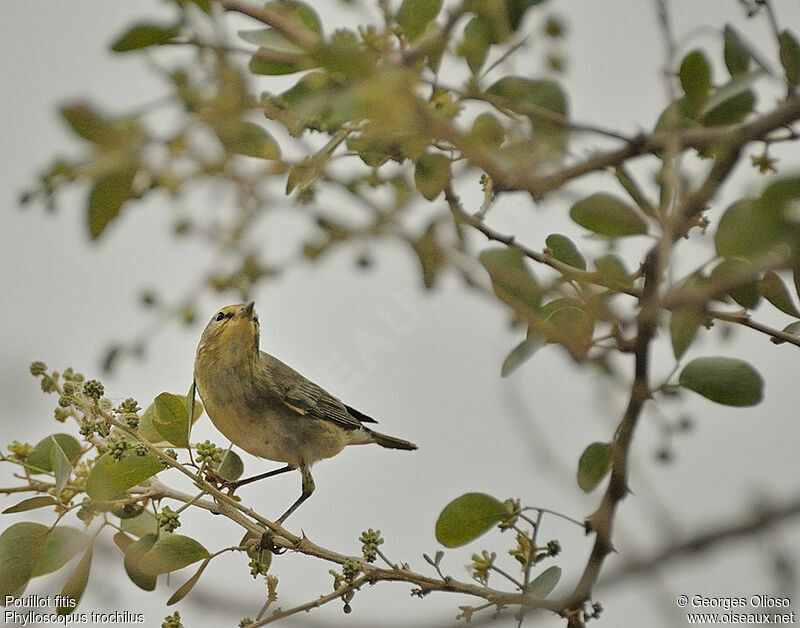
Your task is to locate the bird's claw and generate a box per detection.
[260,530,286,555]
[203,468,238,494]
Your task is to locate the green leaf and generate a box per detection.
[249,44,315,76]
[212,449,244,482]
[397,0,443,41]
[540,299,594,361]
[120,511,158,538]
[123,533,158,591]
[594,254,632,288]
[413,152,451,201]
[0,522,50,600]
[2,496,58,514]
[111,23,180,52]
[701,89,755,127]
[241,530,273,566]
[411,220,445,289]
[772,321,800,345]
[710,258,760,309]
[60,104,113,143]
[679,50,712,109]
[699,71,762,119]
[140,535,210,575]
[153,392,191,448]
[49,436,73,498]
[219,121,280,160]
[435,493,510,547]
[32,526,88,577]
[715,198,786,260]
[577,442,613,492]
[501,334,545,377]
[246,1,320,75]
[505,0,545,31]
[113,531,134,554]
[286,158,319,194]
[467,113,505,150]
[57,546,92,614]
[570,193,647,237]
[479,247,541,316]
[723,24,750,76]
[458,17,492,73]
[185,382,204,424]
[670,308,703,360]
[759,271,800,317]
[527,565,561,598]
[137,402,162,443]
[239,28,305,51]
[779,30,800,86]
[487,77,568,149]
[545,234,586,270]
[265,0,321,34]
[85,452,163,502]
[167,558,210,605]
[678,357,763,407]
[87,166,137,240]
[26,434,82,475]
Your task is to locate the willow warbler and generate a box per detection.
[194,302,417,524]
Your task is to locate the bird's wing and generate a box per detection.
[281,378,365,430]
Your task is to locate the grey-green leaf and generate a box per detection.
[678,357,763,407]
[220,121,280,160]
[397,0,443,42]
[124,533,158,591]
[32,526,88,577]
[49,436,73,498]
[479,247,541,315]
[153,392,191,448]
[167,558,210,605]
[2,496,58,514]
[679,50,712,105]
[111,23,180,52]
[0,522,50,600]
[25,434,82,475]
[435,493,510,548]
[85,452,163,502]
[527,565,561,598]
[57,546,92,614]
[577,442,613,493]
[140,534,210,575]
[120,511,158,538]
[501,334,545,377]
[670,308,703,360]
[545,234,586,270]
[779,30,800,86]
[570,193,647,237]
[87,167,137,240]
[413,152,451,201]
[212,450,244,482]
[723,25,750,76]
[759,271,800,317]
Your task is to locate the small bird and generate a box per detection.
[194,302,417,525]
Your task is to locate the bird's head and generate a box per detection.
[197,302,260,358]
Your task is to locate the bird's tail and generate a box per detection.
[367,428,417,451]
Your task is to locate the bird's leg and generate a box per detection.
[260,465,315,553]
[206,464,295,494]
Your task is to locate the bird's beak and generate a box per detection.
[239,302,255,319]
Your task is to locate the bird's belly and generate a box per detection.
[200,396,348,467]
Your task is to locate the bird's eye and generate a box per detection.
[215,312,225,322]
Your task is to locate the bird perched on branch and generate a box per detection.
[194,302,417,525]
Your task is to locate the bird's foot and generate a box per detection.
[203,468,239,495]
[260,529,286,555]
